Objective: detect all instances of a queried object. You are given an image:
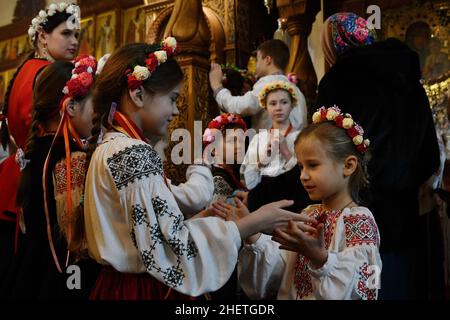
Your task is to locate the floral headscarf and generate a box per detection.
[322,12,377,66]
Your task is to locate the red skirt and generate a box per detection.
[89,266,196,300]
[0,154,20,222]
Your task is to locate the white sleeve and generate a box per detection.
[215,87,262,117]
[169,165,214,218]
[112,145,241,296]
[238,234,285,299]
[240,134,262,190]
[308,212,382,300]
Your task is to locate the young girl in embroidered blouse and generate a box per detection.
[84,39,311,300]
[237,106,382,300]
[240,80,300,190]
[202,113,248,205]
[7,57,98,299]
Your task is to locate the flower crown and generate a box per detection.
[312,106,370,154]
[203,113,247,145]
[125,37,179,90]
[62,54,97,100]
[28,3,80,44]
[259,80,298,108]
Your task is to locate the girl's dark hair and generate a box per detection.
[1,10,74,149]
[16,60,74,208]
[42,11,73,34]
[223,67,245,96]
[295,121,370,204]
[87,42,184,163]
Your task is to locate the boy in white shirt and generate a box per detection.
[209,39,307,131]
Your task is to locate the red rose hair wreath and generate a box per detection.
[203,113,247,145]
[312,106,370,154]
[125,36,180,90]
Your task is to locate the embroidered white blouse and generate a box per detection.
[215,74,307,131]
[240,129,299,190]
[238,205,382,300]
[84,132,242,296]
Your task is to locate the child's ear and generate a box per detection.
[264,55,272,65]
[343,155,358,177]
[65,98,76,117]
[128,86,145,108]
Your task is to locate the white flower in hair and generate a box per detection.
[39,10,46,18]
[96,53,110,75]
[312,111,321,124]
[353,135,363,145]
[132,65,150,81]
[49,3,58,11]
[163,37,177,50]
[48,9,56,16]
[66,5,75,14]
[154,50,167,64]
[87,67,93,74]
[62,86,69,95]
[28,28,35,37]
[71,74,78,79]
[326,109,339,120]
[342,118,354,129]
[59,2,68,10]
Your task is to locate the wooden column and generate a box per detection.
[277,0,320,111]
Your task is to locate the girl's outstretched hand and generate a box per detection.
[211,197,250,221]
[236,200,315,240]
[272,221,328,269]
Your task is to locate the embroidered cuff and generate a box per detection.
[307,251,337,278]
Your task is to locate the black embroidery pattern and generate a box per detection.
[107,144,162,190]
[186,240,199,260]
[132,197,199,289]
[131,204,150,227]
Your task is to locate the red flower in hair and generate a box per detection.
[335,114,344,127]
[62,54,97,100]
[77,72,93,87]
[347,126,359,138]
[145,53,159,73]
[320,108,328,121]
[127,75,142,90]
[67,78,89,98]
[356,144,367,153]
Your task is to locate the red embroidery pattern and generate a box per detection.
[294,255,312,299]
[344,214,379,247]
[294,207,343,299]
[54,153,86,195]
[356,263,377,300]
